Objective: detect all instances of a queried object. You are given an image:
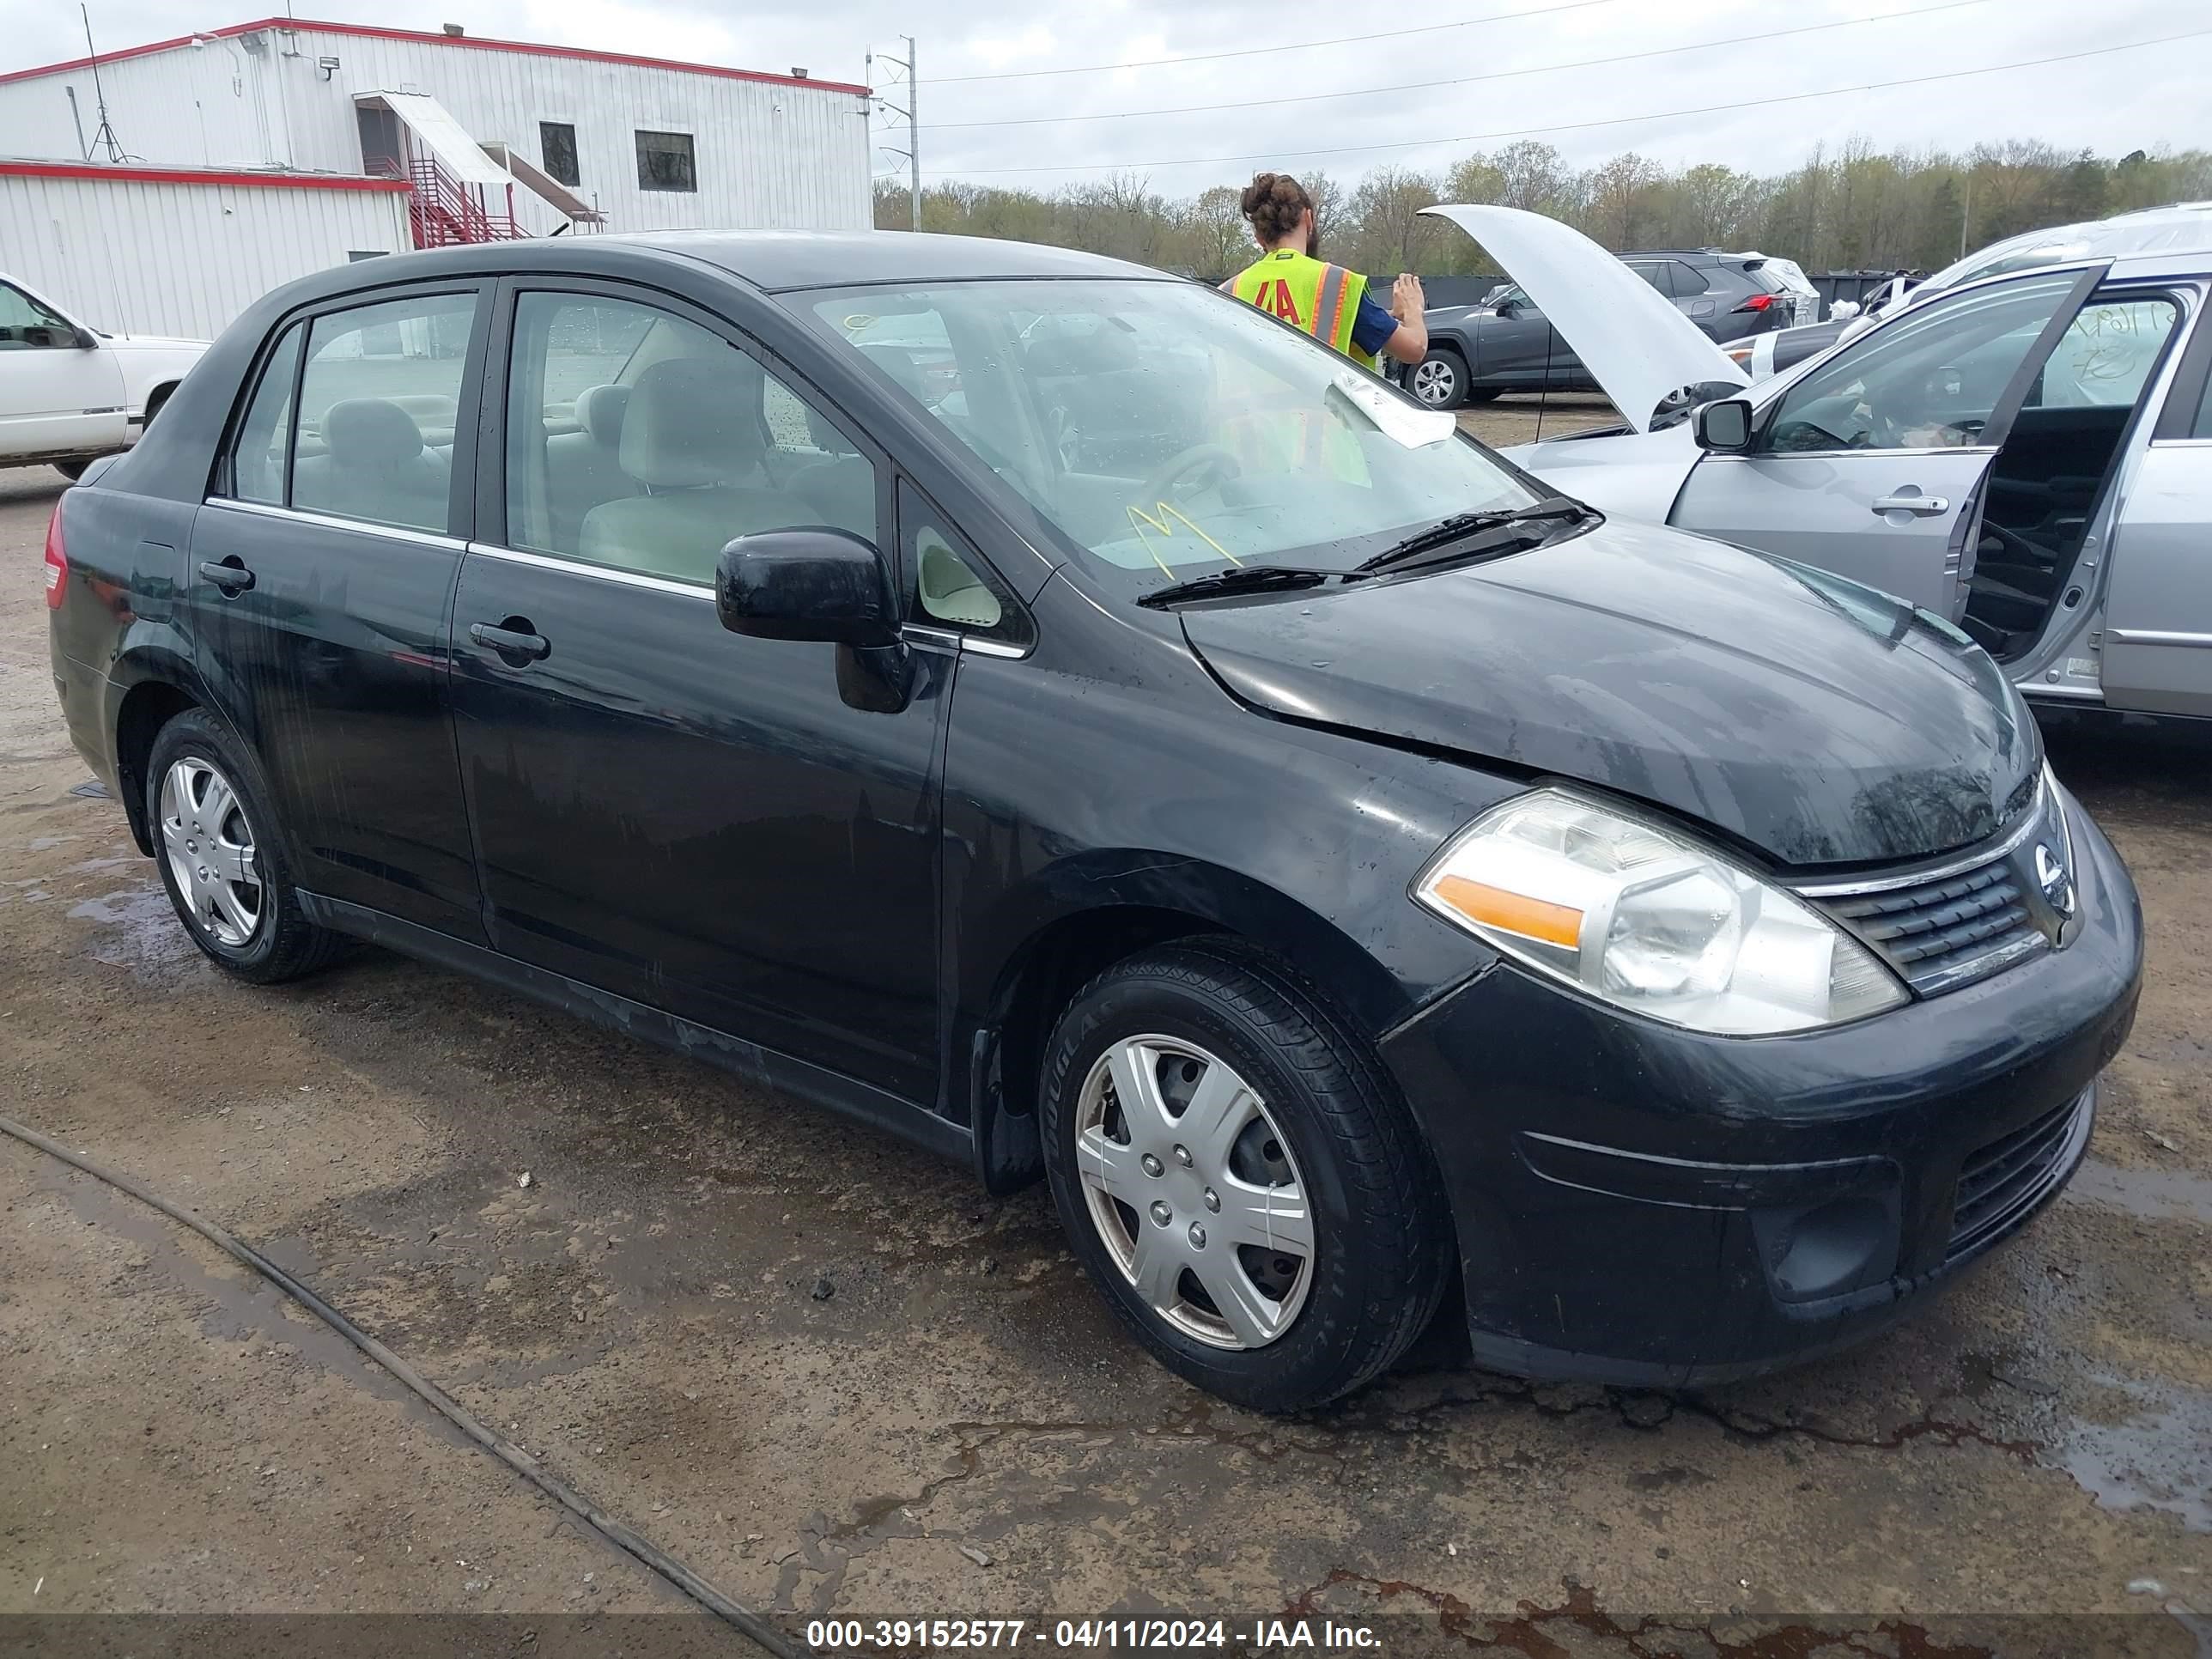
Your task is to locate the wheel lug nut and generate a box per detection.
[1188,1224,1206,1249]
[1140,1153,1164,1177]
[1148,1200,1172,1228]
[1203,1188,1220,1212]
[1172,1145,1193,1167]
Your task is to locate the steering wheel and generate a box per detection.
[1136,443,1240,506]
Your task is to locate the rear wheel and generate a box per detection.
[145,709,348,983]
[1409,347,1468,410]
[1040,939,1450,1412]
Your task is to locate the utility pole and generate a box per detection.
[868,36,920,232]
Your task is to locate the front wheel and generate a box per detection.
[1409,348,1468,410]
[1040,939,1450,1412]
[54,459,89,482]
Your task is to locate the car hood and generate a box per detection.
[1423,204,1748,431]
[102,331,210,353]
[1180,519,2039,868]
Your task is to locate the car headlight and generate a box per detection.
[1413,788,1907,1035]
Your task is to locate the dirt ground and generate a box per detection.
[1455,392,1622,448]
[3,458,2209,1655]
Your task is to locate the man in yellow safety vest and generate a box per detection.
[1223,173,1427,371]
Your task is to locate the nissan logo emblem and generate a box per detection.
[2034,843,2075,917]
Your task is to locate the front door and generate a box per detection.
[448,283,945,1103]
[1480,288,1583,388]
[2101,307,2212,717]
[191,284,488,941]
[1670,265,2105,615]
[0,279,125,459]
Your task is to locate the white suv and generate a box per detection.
[1,273,206,478]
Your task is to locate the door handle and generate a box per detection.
[1871,494,1950,517]
[198,556,254,594]
[468,619,550,662]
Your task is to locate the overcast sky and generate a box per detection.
[14,0,2209,192]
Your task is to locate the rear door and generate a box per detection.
[192,283,489,941]
[1670,265,2106,615]
[2101,295,2212,717]
[0,279,125,459]
[448,280,948,1104]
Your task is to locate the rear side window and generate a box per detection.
[230,324,303,505]
[504,290,878,586]
[1669,261,1711,296]
[2029,298,2180,410]
[290,293,477,533]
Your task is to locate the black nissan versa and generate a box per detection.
[46,232,2142,1411]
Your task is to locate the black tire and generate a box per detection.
[1040,939,1451,1413]
[144,708,349,984]
[54,459,89,482]
[1463,386,1503,405]
[142,385,174,427]
[1409,346,1468,410]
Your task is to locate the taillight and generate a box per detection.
[1735,293,1775,313]
[42,501,67,610]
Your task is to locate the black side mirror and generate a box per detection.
[1694,398,1755,453]
[715,526,897,647]
[71,327,99,350]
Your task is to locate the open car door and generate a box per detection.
[1668,264,2109,617]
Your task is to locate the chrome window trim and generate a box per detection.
[463,540,715,601]
[1792,776,2050,898]
[2146,436,2212,449]
[204,495,468,552]
[1694,446,2000,464]
[961,635,1030,660]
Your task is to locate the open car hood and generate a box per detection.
[1181,519,2040,868]
[1423,204,1748,432]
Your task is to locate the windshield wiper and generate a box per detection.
[1136,565,1337,608]
[1355,496,1593,575]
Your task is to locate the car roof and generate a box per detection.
[604,229,1172,292]
[1924,202,2212,290]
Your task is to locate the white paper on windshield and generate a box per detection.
[1330,368,1455,448]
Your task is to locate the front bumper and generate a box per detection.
[1378,793,2143,1388]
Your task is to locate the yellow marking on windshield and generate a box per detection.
[1125,500,1240,578]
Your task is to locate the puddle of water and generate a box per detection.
[28,835,81,852]
[68,884,198,979]
[2065,1158,2212,1227]
[2057,1376,2212,1534]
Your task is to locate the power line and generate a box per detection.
[929,0,1997,131]
[928,0,1626,84]
[937,26,2212,178]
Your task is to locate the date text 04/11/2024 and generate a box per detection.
[804,1618,1383,1650]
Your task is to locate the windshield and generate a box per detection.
[800,279,1536,592]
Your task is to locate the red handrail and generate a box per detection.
[379,152,526,246]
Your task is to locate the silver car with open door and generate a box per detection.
[1441,205,2212,720]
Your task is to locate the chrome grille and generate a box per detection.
[1948,1089,2093,1262]
[1797,782,2070,997]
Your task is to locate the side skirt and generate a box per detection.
[298,892,974,1166]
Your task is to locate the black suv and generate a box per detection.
[1412,249,1796,409]
[46,232,2137,1411]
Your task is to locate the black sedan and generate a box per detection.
[46,231,2140,1409]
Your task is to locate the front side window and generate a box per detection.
[804,278,1539,598]
[540,120,580,188]
[635,130,696,192]
[2028,297,2180,410]
[0,282,76,349]
[291,293,477,533]
[1765,268,2090,454]
[230,323,303,505]
[505,291,877,586]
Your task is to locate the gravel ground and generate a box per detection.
[3,463,2209,1654]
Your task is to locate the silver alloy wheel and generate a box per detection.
[1073,1035,1314,1350]
[1411,356,1458,406]
[159,756,264,948]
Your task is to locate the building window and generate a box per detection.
[635,130,696,193]
[540,121,580,188]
